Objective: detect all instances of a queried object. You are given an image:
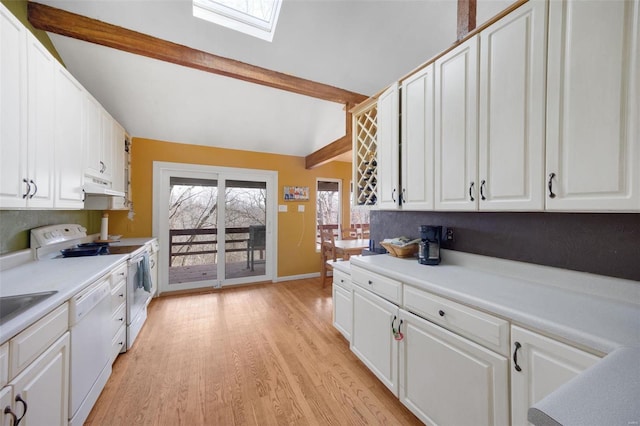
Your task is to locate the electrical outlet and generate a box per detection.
[444,227,454,241]
[298,205,305,212]
[278,205,287,212]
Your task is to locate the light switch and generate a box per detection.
[278,205,288,212]
[298,205,305,212]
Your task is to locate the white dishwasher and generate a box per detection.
[68,277,112,426]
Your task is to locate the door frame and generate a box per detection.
[153,161,278,295]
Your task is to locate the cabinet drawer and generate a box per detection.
[333,269,352,290]
[110,262,127,288]
[111,280,126,312]
[403,286,509,355]
[9,302,69,377]
[351,265,402,305]
[0,343,7,387]
[110,326,126,364]
[111,304,126,338]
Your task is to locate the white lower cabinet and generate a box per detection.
[351,285,399,396]
[399,309,509,425]
[510,325,600,426]
[332,270,352,341]
[4,332,69,426]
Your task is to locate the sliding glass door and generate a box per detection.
[154,163,277,294]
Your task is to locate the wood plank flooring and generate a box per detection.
[85,278,422,425]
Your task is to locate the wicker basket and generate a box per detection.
[379,242,419,258]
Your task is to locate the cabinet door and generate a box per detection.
[376,83,400,209]
[332,280,352,341]
[9,333,69,426]
[401,64,435,210]
[435,36,479,211]
[25,33,55,208]
[111,121,126,193]
[399,309,508,426]
[0,4,28,208]
[54,66,84,208]
[478,0,546,211]
[350,286,398,396]
[0,386,12,426]
[83,93,102,179]
[546,0,640,211]
[100,109,114,182]
[510,326,600,426]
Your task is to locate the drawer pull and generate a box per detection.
[513,342,522,372]
[368,280,373,285]
[119,293,124,298]
[438,310,445,317]
[15,394,27,425]
[391,316,404,341]
[118,317,124,322]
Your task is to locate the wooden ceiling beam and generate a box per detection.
[457,0,477,40]
[305,108,352,169]
[27,1,368,105]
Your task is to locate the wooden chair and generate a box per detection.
[359,224,370,239]
[341,226,358,240]
[319,226,339,288]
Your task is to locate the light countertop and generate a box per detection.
[0,237,157,344]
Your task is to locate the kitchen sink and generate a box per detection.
[0,291,58,325]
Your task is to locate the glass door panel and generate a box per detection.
[168,176,219,287]
[223,179,267,281]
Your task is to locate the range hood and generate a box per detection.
[83,183,125,197]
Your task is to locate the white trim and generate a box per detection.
[153,161,278,295]
[275,272,321,282]
[193,0,282,42]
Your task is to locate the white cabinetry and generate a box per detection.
[545,0,640,211]
[376,83,400,209]
[111,121,126,194]
[99,109,114,183]
[0,4,27,208]
[83,93,102,180]
[332,269,352,341]
[434,36,479,211]
[510,325,600,426]
[351,285,399,396]
[399,309,509,426]
[54,66,84,209]
[401,64,435,210]
[478,0,547,210]
[109,262,128,362]
[1,304,69,426]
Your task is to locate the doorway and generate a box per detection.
[153,162,277,294]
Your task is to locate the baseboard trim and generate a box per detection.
[276,272,322,282]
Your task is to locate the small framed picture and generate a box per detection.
[283,186,309,201]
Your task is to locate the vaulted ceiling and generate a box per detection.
[33,0,512,160]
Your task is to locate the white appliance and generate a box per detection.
[68,277,112,426]
[123,248,152,349]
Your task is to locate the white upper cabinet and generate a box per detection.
[0,5,28,208]
[478,0,547,211]
[83,93,102,181]
[111,120,126,194]
[100,109,114,183]
[376,82,400,209]
[54,66,84,209]
[435,36,479,211]
[401,64,435,211]
[545,0,640,211]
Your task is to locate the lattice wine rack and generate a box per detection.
[352,99,378,206]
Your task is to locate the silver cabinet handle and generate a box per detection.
[469,182,475,202]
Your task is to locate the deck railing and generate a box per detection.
[169,227,251,266]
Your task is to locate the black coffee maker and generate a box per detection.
[418,225,442,265]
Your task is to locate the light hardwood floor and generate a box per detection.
[86,278,422,425]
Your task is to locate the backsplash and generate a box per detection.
[370,211,640,282]
[0,210,102,254]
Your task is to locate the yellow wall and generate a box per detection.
[108,138,353,278]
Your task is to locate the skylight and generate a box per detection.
[193,0,283,42]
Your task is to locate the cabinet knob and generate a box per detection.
[438,310,445,317]
[368,280,373,285]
